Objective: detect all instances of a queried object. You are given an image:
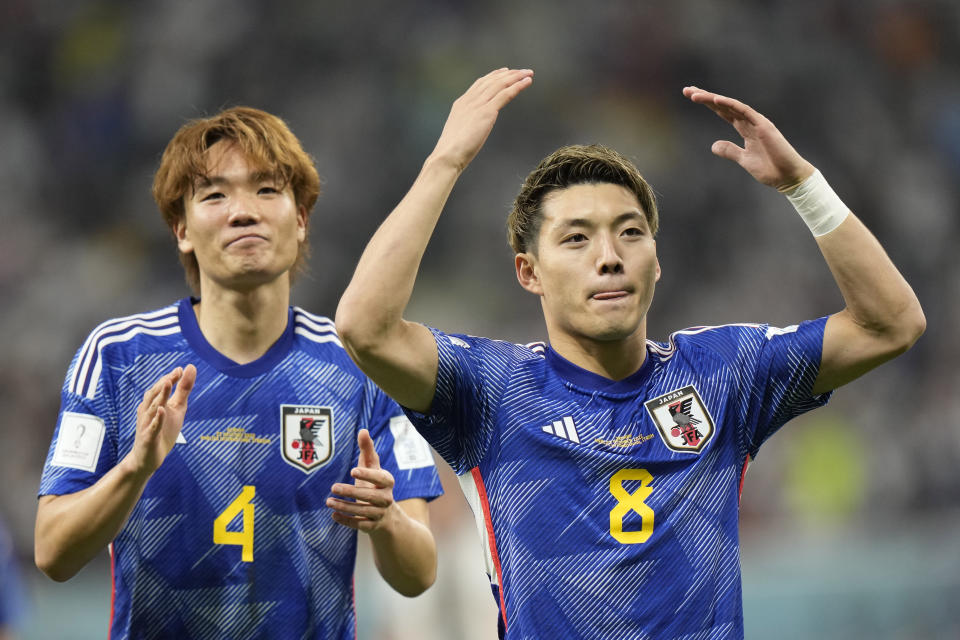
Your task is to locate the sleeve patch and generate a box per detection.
[765,324,799,340]
[51,412,106,472]
[389,415,435,470]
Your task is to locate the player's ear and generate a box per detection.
[296,204,307,243]
[515,252,543,296]
[174,215,193,254]
[655,254,661,283]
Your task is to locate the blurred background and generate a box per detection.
[2,0,958,638]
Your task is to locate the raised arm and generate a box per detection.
[336,68,533,412]
[35,365,195,581]
[683,87,925,394]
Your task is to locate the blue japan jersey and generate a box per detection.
[405,319,830,640]
[39,298,443,640]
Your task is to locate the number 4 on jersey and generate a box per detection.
[214,485,255,562]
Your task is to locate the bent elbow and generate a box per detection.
[896,303,926,353]
[396,568,437,598]
[334,302,393,363]
[35,545,76,583]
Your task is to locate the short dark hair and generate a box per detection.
[507,144,658,254]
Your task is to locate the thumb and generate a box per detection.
[711,140,744,164]
[357,429,380,470]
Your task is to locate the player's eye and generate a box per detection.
[200,191,224,202]
[622,227,644,237]
[562,233,587,244]
[258,186,279,195]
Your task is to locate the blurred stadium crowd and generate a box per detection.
[1,1,957,638]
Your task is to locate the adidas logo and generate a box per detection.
[541,416,580,444]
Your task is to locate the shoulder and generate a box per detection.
[68,302,182,397]
[438,329,547,366]
[291,307,341,348]
[648,323,772,364]
[290,306,368,372]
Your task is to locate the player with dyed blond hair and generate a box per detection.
[36,106,442,639]
[336,68,925,638]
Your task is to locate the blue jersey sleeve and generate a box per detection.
[38,344,120,497]
[403,327,516,474]
[735,317,832,456]
[365,381,443,502]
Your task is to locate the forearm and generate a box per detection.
[815,213,924,342]
[338,156,461,347]
[368,500,437,597]
[35,454,151,581]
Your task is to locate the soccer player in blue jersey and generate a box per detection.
[335,68,926,638]
[35,106,443,639]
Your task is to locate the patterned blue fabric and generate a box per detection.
[406,319,830,639]
[40,298,443,640]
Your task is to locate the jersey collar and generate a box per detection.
[545,344,655,396]
[178,297,295,378]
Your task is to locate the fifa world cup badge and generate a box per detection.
[644,385,716,454]
[280,405,334,472]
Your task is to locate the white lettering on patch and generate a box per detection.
[52,412,105,472]
[388,416,434,470]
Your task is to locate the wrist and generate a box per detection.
[783,169,850,236]
[117,451,154,484]
[423,149,468,176]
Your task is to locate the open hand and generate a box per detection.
[430,67,534,173]
[129,364,197,475]
[683,86,814,192]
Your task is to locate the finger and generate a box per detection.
[326,497,387,520]
[479,68,533,101]
[357,429,380,469]
[350,466,394,489]
[709,94,763,127]
[143,379,171,422]
[711,140,745,164]
[139,372,172,412]
[331,483,392,507]
[169,364,197,409]
[488,73,534,111]
[330,511,377,533]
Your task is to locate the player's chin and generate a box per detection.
[588,321,639,342]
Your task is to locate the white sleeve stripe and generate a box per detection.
[293,326,343,347]
[292,308,335,329]
[71,312,179,395]
[77,325,182,399]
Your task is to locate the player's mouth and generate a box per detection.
[225,234,268,248]
[591,289,632,301]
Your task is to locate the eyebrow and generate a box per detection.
[194,170,279,190]
[556,210,647,231]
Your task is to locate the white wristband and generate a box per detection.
[783,169,850,237]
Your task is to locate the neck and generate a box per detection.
[193,279,291,365]
[547,323,648,381]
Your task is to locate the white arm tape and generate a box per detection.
[784,169,850,237]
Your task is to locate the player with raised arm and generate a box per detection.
[335,68,924,638]
[35,107,443,639]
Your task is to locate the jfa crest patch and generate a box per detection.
[280,405,334,473]
[644,385,715,454]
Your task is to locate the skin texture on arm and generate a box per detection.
[326,429,436,597]
[683,87,925,394]
[34,365,196,581]
[336,68,534,413]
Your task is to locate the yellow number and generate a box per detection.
[213,485,255,562]
[609,469,654,544]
